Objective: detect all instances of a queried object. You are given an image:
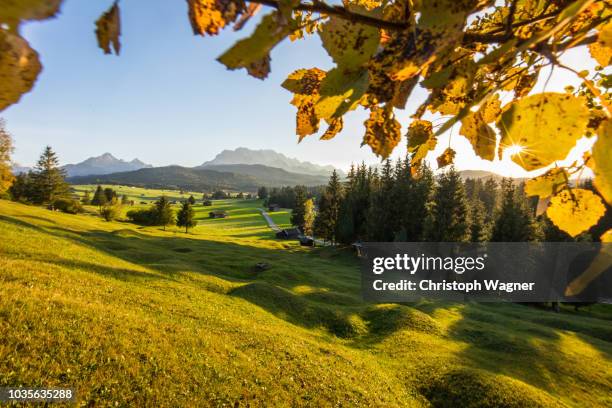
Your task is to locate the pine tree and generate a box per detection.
[469,199,490,242]
[31,146,69,206]
[313,170,343,244]
[491,178,542,242]
[398,162,434,241]
[9,172,34,202]
[81,190,92,205]
[303,198,315,236]
[104,187,117,203]
[367,159,396,241]
[257,186,268,200]
[425,167,470,242]
[0,119,14,195]
[290,185,307,231]
[91,185,107,207]
[121,194,130,205]
[177,201,197,233]
[188,195,196,205]
[154,196,175,230]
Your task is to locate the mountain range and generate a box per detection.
[200,148,344,177]
[61,153,152,177]
[67,165,329,191]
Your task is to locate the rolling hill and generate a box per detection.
[67,164,329,191]
[1,198,611,406]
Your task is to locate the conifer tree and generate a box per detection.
[398,162,434,241]
[154,196,175,230]
[491,179,542,242]
[469,199,490,242]
[188,195,196,205]
[290,185,307,231]
[91,185,107,207]
[313,169,343,244]
[177,201,197,233]
[31,146,69,206]
[425,167,470,242]
[257,186,268,200]
[121,194,130,205]
[368,159,396,241]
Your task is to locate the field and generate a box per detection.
[1,190,612,407]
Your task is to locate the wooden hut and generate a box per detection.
[209,211,228,219]
[275,228,301,239]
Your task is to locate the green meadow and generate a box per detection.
[1,190,611,406]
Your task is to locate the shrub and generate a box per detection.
[126,208,156,225]
[202,199,212,206]
[53,198,83,214]
[100,204,121,222]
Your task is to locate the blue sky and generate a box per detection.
[3,0,595,175]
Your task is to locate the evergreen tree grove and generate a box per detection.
[425,167,470,242]
[290,186,307,232]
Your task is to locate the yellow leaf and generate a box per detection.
[296,101,319,141]
[95,2,121,55]
[407,119,437,168]
[460,111,496,161]
[546,189,606,237]
[601,229,612,242]
[218,12,295,76]
[524,168,568,198]
[315,67,367,120]
[319,16,380,69]
[498,93,590,171]
[282,68,326,95]
[362,106,401,158]
[588,21,612,67]
[0,31,41,112]
[187,0,244,36]
[0,0,62,31]
[479,94,501,123]
[436,147,455,168]
[320,117,343,140]
[592,119,612,205]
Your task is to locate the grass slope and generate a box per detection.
[1,198,611,407]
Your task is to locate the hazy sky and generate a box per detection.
[3,0,597,175]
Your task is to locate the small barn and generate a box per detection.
[268,204,280,212]
[209,211,228,219]
[299,235,315,247]
[275,228,301,239]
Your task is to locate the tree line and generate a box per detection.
[290,159,608,245]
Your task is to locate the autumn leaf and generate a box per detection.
[407,119,437,168]
[315,67,368,120]
[591,119,612,205]
[319,16,380,69]
[524,168,568,198]
[320,117,343,140]
[460,111,496,161]
[362,106,401,158]
[588,20,612,67]
[436,147,456,168]
[218,12,295,77]
[0,0,63,32]
[498,93,590,171]
[282,68,326,140]
[188,0,245,36]
[95,2,121,55]
[546,189,606,237]
[0,31,42,111]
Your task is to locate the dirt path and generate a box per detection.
[259,209,280,232]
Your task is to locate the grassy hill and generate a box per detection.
[1,197,611,406]
[67,164,329,192]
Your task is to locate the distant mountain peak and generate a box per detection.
[62,153,152,177]
[200,147,344,177]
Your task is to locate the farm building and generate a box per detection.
[276,228,301,239]
[209,211,228,219]
[268,204,280,212]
